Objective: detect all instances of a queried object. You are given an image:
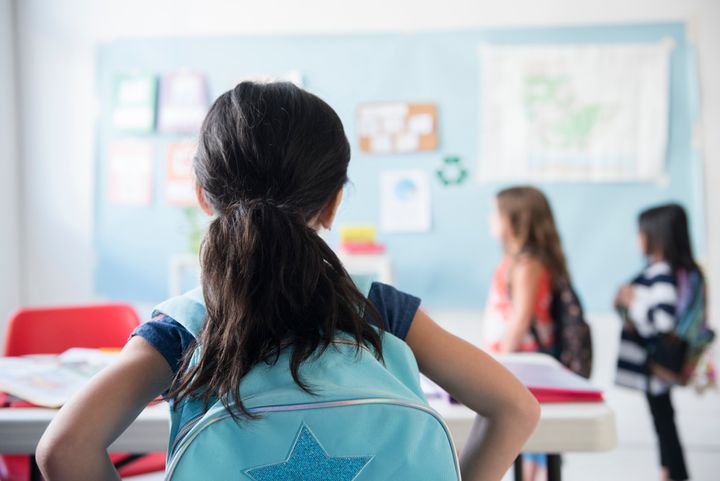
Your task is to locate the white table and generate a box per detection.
[0,400,616,454]
[438,352,617,454]
[435,399,616,454]
[0,404,169,455]
[0,353,616,479]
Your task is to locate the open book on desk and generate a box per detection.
[502,360,603,402]
[0,348,121,408]
[422,356,603,404]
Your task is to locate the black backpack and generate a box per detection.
[507,257,593,379]
[547,280,593,379]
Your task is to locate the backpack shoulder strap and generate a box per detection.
[152,287,207,338]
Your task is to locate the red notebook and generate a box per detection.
[501,360,604,403]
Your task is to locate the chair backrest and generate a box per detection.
[3,304,141,356]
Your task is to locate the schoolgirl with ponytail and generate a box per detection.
[38,81,539,481]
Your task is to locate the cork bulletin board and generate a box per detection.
[357,102,438,154]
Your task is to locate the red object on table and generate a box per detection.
[529,388,604,403]
[1,304,166,481]
[502,360,604,403]
[339,241,386,255]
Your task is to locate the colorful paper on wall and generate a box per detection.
[357,103,438,154]
[340,225,377,244]
[111,73,157,133]
[380,170,431,233]
[478,42,672,182]
[158,72,210,133]
[107,140,154,206]
[166,142,197,206]
[338,225,385,254]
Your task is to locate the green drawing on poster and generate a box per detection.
[524,75,612,150]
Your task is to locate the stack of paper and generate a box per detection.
[502,360,603,402]
[0,348,121,408]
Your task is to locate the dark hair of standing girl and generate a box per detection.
[638,203,701,276]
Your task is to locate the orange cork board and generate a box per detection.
[357,102,438,154]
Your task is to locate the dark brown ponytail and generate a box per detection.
[168,82,383,417]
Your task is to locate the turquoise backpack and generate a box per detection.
[154,288,461,481]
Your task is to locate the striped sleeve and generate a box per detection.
[628,262,678,337]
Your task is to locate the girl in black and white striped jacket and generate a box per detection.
[615,203,702,481]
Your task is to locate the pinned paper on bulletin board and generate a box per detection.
[166,142,197,206]
[380,170,432,233]
[107,140,154,206]
[111,73,157,133]
[158,71,210,133]
[357,103,438,154]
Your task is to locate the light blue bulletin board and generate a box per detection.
[95,22,703,311]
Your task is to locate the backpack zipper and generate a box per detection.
[169,413,204,457]
[164,398,461,480]
[168,343,377,456]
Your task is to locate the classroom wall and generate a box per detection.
[0,0,20,345]
[92,24,703,310]
[13,0,720,318]
[14,0,97,309]
[8,0,720,474]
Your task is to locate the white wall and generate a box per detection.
[0,0,20,345]
[14,0,96,307]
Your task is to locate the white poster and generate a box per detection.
[165,141,197,206]
[107,140,154,206]
[380,170,431,233]
[111,74,157,133]
[478,41,672,182]
[158,72,209,134]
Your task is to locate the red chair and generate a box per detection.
[1,304,166,481]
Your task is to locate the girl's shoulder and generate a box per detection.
[635,261,675,286]
[515,252,545,269]
[513,252,549,281]
[645,260,672,275]
[367,282,421,341]
[132,283,423,375]
[496,253,545,273]
[131,314,196,373]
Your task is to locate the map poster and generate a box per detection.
[478,42,672,182]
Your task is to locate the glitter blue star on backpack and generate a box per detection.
[245,424,371,481]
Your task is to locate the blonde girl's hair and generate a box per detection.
[496,186,569,285]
